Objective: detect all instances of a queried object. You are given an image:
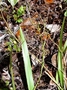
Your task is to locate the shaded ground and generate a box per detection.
[0,0,67,90]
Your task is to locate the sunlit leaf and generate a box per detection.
[16,18,23,23]
[8,0,19,7]
[17,6,26,16]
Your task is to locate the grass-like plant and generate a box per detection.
[9,51,16,90]
[19,27,34,90]
[56,10,67,90]
[8,43,16,90]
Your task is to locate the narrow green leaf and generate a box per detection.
[20,27,34,90]
[64,10,67,17]
[63,40,67,52]
[59,16,66,50]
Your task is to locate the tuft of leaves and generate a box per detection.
[13,6,26,23]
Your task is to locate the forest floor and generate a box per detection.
[0,0,67,90]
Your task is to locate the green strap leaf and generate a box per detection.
[20,27,34,90]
